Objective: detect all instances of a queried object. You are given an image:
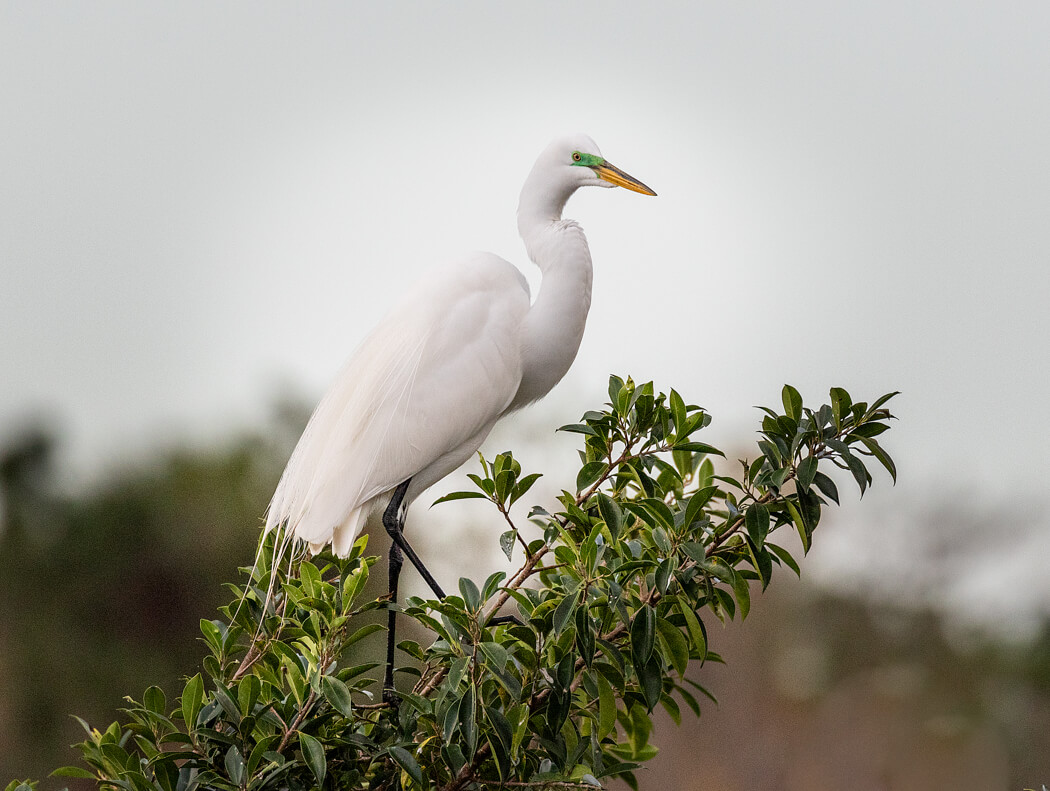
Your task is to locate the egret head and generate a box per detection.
[537,134,656,197]
[518,134,655,241]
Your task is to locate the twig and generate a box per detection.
[276,689,316,753]
[232,595,288,681]
[355,701,393,710]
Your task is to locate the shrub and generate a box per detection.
[9,376,896,791]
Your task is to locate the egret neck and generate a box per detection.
[510,173,594,411]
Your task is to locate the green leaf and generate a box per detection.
[432,490,488,505]
[494,469,516,505]
[486,705,514,753]
[558,422,600,436]
[631,605,656,666]
[237,673,260,717]
[858,436,897,483]
[847,453,870,495]
[799,488,822,535]
[746,536,774,589]
[676,685,701,717]
[345,622,385,647]
[683,485,719,530]
[143,685,166,715]
[462,683,478,754]
[50,767,96,779]
[341,566,369,612]
[785,499,810,552]
[731,571,751,619]
[677,603,707,661]
[481,570,507,601]
[642,498,676,531]
[575,604,595,665]
[669,389,688,437]
[795,455,818,491]
[623,502,657,531]
[180,673,204,729]
[213,682,241,723]
[713,586,736,620]
[299,560,321,598]
[660,691,682,726]
[459,577,481,612]
[443,693,463,742]
[499,529,516,561]
[867,390,900,414]
[767,542,801,576]
[638,655,663,712]
[467,472,495,496]
[597,672,616,740]
[509,703,530,758]
[684,677,719,706]
[596,492,623,540]
[681,541,706,564]
[782,384,803,422]
[577,461,609,492]
[447,656,470,689]
[830,387,852,426]
[655,617,689,676]
[553,584,580,635]
[478,640,510,671]
[224,745,245,787]
[322,675,354,718]
[670,441,725,457]
[758,439,782,467]
[510,472,543,506]
[850,422,890,438]
[699,556,737,586]
[199,618,222,652]
[655,557,673,594]
[299,732,326,786]
[744,503,770,547]
[247,735,279,775]
[746,456,765,484]
[812,471,840,504]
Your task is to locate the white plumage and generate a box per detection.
[265,133,655,558]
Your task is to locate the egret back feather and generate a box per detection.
[265,254,530,555]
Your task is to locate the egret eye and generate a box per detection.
[572,152,582,162]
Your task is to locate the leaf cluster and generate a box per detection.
[19,377,897,791]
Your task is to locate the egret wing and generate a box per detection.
[267,253,530,550]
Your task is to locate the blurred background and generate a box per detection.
[2,2,1048,788]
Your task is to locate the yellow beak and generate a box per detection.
[595,162,657,196]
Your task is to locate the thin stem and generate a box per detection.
[276,689,316,753]
[233,595,288,682]
[479,542,551,625]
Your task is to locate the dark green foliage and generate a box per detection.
[24,378,896,790]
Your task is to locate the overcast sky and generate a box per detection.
[3,2,1049,632]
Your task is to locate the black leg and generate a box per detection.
[383,480,446,601]
[382,480,409,703]
[383,535,404,702]
[382,478,448,703]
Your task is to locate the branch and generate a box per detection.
[276,689,316,753]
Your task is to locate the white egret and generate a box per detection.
[264,134,655,695]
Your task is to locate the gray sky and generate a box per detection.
[3,2,1049,631]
